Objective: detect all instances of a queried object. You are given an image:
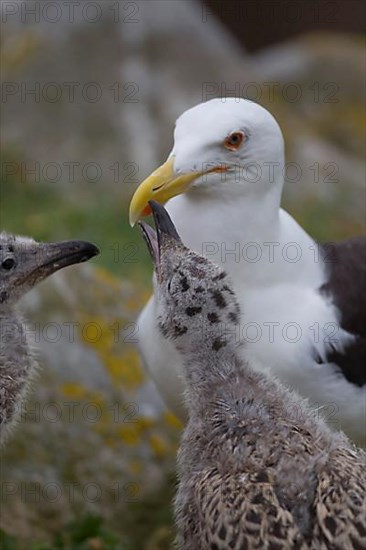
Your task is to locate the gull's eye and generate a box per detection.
[224,131,245,151]
[2,258,16,270]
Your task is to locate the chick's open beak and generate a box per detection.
[138,200,182,268]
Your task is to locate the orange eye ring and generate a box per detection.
[224,131,245,151]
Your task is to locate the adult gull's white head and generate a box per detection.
[129,98,285,226]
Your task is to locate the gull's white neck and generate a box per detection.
[166,180,324,289]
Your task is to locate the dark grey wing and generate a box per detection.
[319,237,366,387]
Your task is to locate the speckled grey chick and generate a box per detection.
[0,232,99,446]
[140,201,366,550]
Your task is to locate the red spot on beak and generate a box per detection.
[142,204,152,216]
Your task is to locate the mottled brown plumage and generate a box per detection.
[140,202,366,550]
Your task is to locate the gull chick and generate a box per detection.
[0,232,99,445]
[140,202,366,550]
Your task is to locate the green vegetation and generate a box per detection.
[0,515,124,549]
[0,476,175,549]
[1,179,152,284]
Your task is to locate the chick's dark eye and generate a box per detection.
[224,131,245,151]
[2,258,16,270]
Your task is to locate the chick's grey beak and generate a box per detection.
[17,240,100,288]
[139,222,159,265]
[40,240,100,272]
[149,200,181,242]
[138,201,181,268]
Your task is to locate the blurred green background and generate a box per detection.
[1,1,365,549]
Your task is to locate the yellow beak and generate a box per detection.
[129,156,207,227]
